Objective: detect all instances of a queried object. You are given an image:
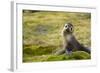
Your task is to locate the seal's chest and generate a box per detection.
[66,35,73,41]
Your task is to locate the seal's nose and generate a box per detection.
[65,27,70,32]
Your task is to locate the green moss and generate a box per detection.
[23,45,57,56]
[69,51,90,60]
[46,54,69,61]
[23,51,91,62]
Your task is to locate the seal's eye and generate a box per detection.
[70,27,73,32]
[65,25,68,28]
[70,27,72,31]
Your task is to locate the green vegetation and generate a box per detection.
[23,10,91,62]
[23,51,90,62]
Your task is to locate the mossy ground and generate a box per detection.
[23,51,90,62]
[23,10,91,62]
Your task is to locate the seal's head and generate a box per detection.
[63,23,74,33]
